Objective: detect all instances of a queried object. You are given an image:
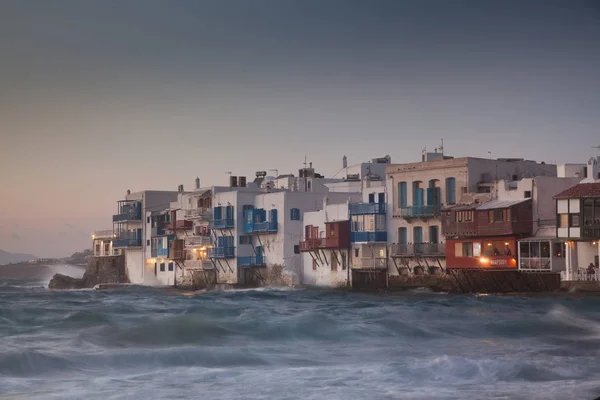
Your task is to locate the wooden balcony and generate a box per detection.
[166,220,193,231]
[582,224,600,239]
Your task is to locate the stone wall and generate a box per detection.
[176,268,217,290]
[49,255,127,289]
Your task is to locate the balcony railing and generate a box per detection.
[113,203,142,222]
[212,218,234,229]
[561,270,600,282]
[238,256,265,267]
[93,230,114,239]
[184,208,212,220]
[207,247,235,258]
[519,257,551,271]
[299,238,325,251]
[187,235,212,246]
[582,224,600,239]
[349,203,387,215]
[399,205,441,219]
[151,247,169,258]
[246,220,278,234]
[113,236,142,248]
[351,231,387,243]
[184,260,214,270]
[391,243,446,257]
[166,220,193,231]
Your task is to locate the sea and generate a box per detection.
[1,264,600,400]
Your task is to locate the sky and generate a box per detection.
[0,0,599,257]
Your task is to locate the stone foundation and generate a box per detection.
[49,255,128,289]
[176,268,217,290]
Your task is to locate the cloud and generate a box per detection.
[10,232,21,240]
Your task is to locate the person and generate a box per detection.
[504,245,512,256]
[587,263,596,278]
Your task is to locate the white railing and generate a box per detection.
[93,230,114,239]
[519,257,551,271]
[185,208,212,220]
[561,270,600,282]
[187,236,212,246]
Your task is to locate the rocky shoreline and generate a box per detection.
[49,255,128,289]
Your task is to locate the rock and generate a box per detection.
[48,273,85,289]
[49,255,129,290]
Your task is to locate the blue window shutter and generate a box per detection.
[399,228,407,244]
[399,182,407,207]
[427,187,434,206]
[413,227,423,243]
[446,178,456,205]
[415,188,423,206]
[378,192,385,204]
[270,209,278,223]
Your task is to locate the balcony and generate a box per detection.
[113,232,142,248]
[349,203,386,215]
[351,231,387,243]
[166,220,193,231]
[212,218,234,229]
[358,257,387,269]
[184,260,214,270]
[391,243,446,257]
[477,221,532,237]
[299,238,325,252]
[208,247,235,258]
[245,220,278,234]
[93,230,114,240]
[237,256,265,267]
[184,208,212,220]
[113,202,142,222]
[582,224,600,239]
[399,205,441,219]
[151,247,169,258]
[188,235,212,246]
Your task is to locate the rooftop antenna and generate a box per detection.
[439,138,444,154]
[488,151,492,159]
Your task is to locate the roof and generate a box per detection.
[475,198,530,210]
[518,236,563,243]
[553,182,600,199]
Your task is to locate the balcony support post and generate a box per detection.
[320,249,329,266]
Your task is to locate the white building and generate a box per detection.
[386,151,557,274]
[112,190,178,285]
[300,156,392,287]
[554,182,600,281]
[491,176,580,273]
[92,230,117,257]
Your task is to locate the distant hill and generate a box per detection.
[0,249,36,265]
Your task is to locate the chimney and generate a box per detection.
[195,177,200,190]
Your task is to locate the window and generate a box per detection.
[160,263,165,272]
[374,214,386,231]
[583,199,594,225]
[524,191,532,198]
[570,214,580,227]
[168,262,174,271]
[462,242,473,257]
[446,177,456,205]
[595,199,600,224]
[355,248,359,258]
[484,240,514,256]
[558,214,569,228]
[413,226,423,243]
[147,239,150,246]
[240,235,251,245]
[512,174,518,181]
[455,242,474,257]
[398,182,407,208]
[368,193,375,203]
[398,227,407,244]
[104,243,110,253]
[147,216,151,223]
[429,226,439,243]
[413,181,424,206]
[95,244,101,254]
[290,208,300,220]
[473,242,481,257]
[154,263,157,276]
[294,245,300,254]
[490,209,504,223]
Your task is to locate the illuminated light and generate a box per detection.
[487,243,492,246]
[200,247,206,251]
[504,242,509,246]
[480,257,489,264]
[92,234,95,239]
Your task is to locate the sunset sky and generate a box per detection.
[1,0,599,257]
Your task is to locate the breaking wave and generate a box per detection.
[1,280,600,399]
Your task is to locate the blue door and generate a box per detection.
[378,192,385,204]
[398,228,407,244]
[399,182,407,207]
[413,226,423,243]
[429,226,439,243]
[255,246,263,264]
